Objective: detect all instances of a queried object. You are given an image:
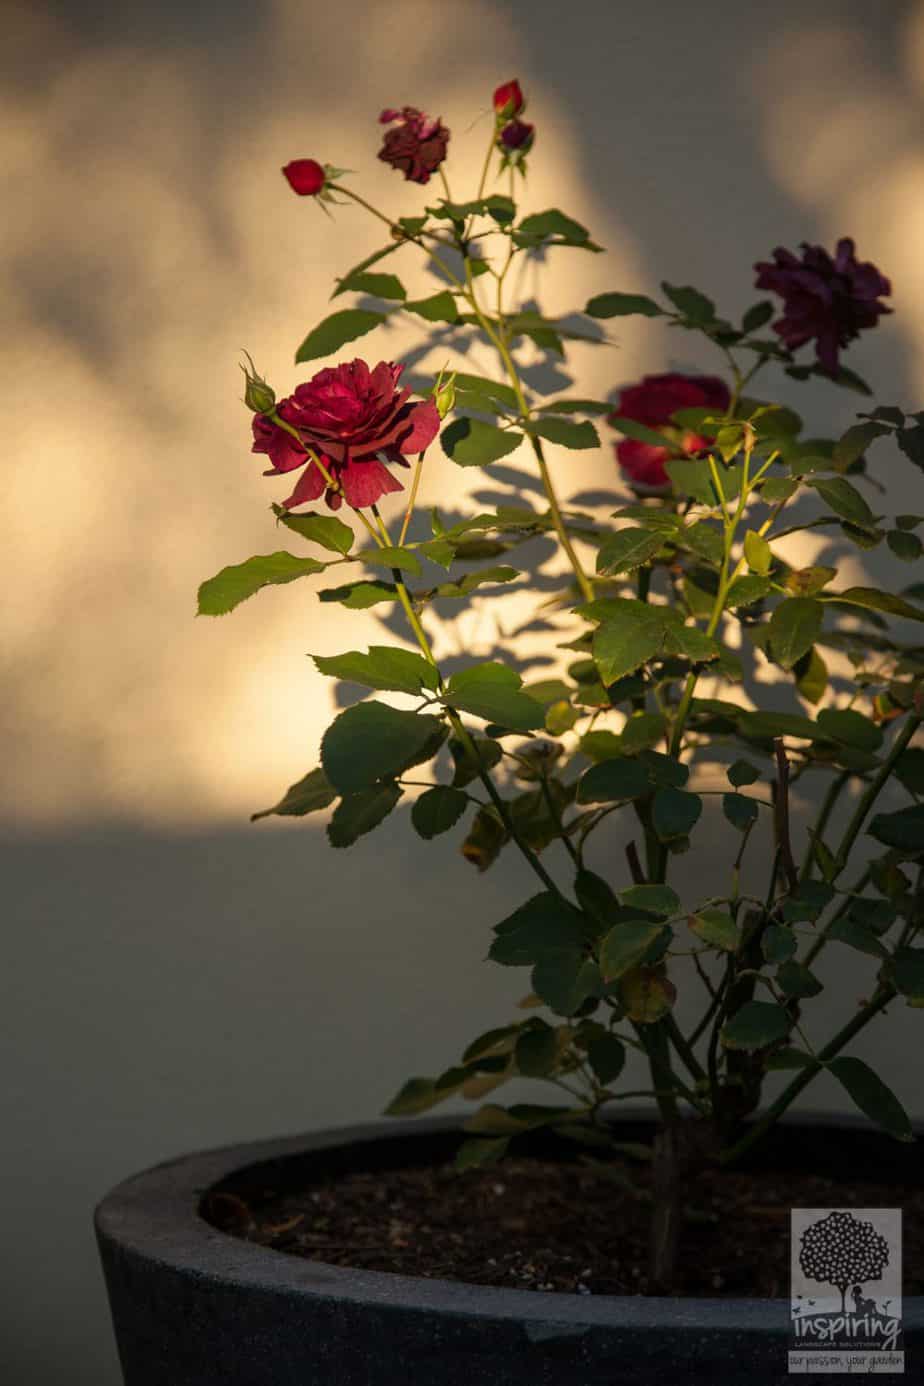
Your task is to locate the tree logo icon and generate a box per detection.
[799,1210,890,1315]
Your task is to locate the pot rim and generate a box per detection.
[94,1109,924,1333]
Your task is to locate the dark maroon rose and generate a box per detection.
[498,119,535,153]
[754,238,891,375]
[609,373,731,489]
[377,107,450,185]
[493,80,525,120]
[282,159,326,196]
[251,359,440,511]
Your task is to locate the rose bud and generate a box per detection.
[754,238,891,376]
[378,106,450,185]
[433,370,457,420]
[282,159,326,197]
[240,352,276,415]
[499,119,534,153]
[493,79,525,120]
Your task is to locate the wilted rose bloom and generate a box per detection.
[281,159,326,196]
[377,106,450,185]
[754,238,891,375]
[493,79,525,119]
[610,373,731,489]
[498,119,535,153]
[252,360,440,511]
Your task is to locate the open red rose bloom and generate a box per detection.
[252,360,440,510]
[611,373,731,489]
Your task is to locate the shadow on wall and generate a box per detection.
[3,0,924,830]
[4,2,924,1384]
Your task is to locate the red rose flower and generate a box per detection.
[282,159,326,196]
[610,373,731,489]
[377,107,450,185]
[493,80,525,120]
[251,360,440,511]
[499,119,535,153]
[754,238,891,375]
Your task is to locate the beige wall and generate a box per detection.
[4,1,924,1381]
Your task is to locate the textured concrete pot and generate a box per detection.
[95,1113,922,1385]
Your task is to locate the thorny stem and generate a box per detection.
[366,505,563,898]
[719,984,897,1164]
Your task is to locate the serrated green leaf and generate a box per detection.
[887,529,923,561]
[405,290,458,323]
[596,528,664,576]
[441,417,523,467]
[198,552,326,615]
[725,575,772,608]
[576,757,652,804]
[449,373,519,410]
[768,597,824,670]
[585,291,664,318]
[825,588,924,622]
[359,545,422,576]
[585,1032,626,1084]
[411,785,469,839]
[295,309,386,363]
[808,476,874,525]
[652,787,702,841]
[593,601,673,683]
[489,891,588,965]
[832,420,891,466]
[600,921,669,980]
[690,908,739,951]
[722,792,759,832]
[337,270,407,300]
[433,566,519,599]
[721,1000,791,1050]
[661,281,717,323]
[321,702,445,793]
[318,580,397,608]
[384,1076,445,1115]
[515,1025,560,1077]
[827,1056,913,1141]
[251,767,336,822]
[532,956,602,1016]
[514,208,597,248]
[744,529,773,576]
[523,416,600,449]
[327,781,402,848]
[762,924,797,964]
[274,506,355,555]
[619,884,680,917]
[445,662,545,731]
[867,803,924,853]
[312,646,438,695]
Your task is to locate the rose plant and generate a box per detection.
[200,80,924,1293]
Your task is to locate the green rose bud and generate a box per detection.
[240,352,276,415]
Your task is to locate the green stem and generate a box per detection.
[719,984,897,1164]
[368,506,563,898]
[828,715,922,881]
[799,770,851,884]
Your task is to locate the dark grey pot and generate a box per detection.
[95,1112,922,1385]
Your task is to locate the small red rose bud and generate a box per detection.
[282,159,326,196]
[498,119,534,153]
[493,79,525,120]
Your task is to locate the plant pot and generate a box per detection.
[95,1112,922,1385]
